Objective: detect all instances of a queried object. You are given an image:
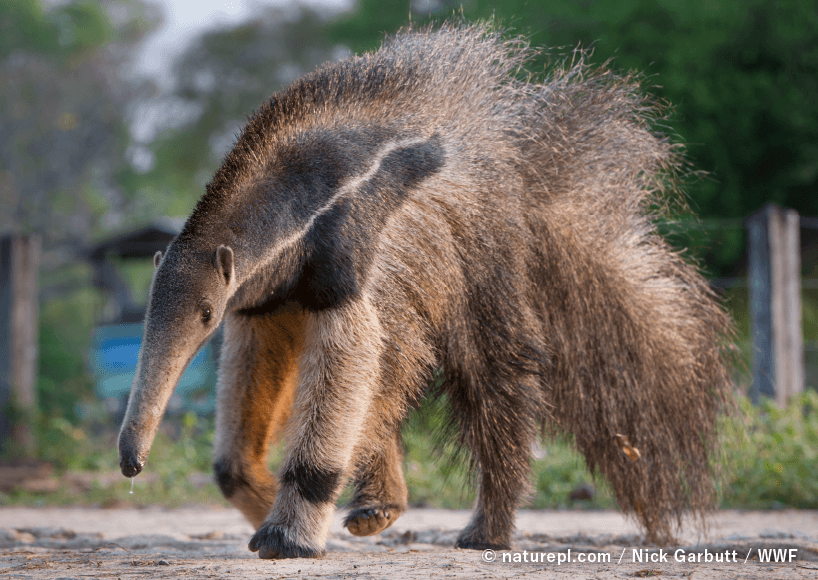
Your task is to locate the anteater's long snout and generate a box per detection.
[120,455,143,477]
[119,441,144,477]
[117,344,188,480]
[118,420,149,477]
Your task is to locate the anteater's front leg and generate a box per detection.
[249,298,384,559]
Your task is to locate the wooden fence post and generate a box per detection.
[0,234,40,455]
[746,204,804,406]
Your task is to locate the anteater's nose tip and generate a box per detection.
[120,456,143,478]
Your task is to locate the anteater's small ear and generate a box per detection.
[215,245,234,286]
[153,251,163,269]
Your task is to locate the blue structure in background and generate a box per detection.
[90,323,217,415]
[86,219,218,415]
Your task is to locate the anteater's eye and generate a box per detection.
[201,307,212,323]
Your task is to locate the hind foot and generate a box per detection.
[455,536,510,550]
[344,506,400,536]
[455,521,511,551]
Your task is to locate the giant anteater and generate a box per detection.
[118,23,735,558]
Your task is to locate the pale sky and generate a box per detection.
[134,0,354,86]
[124,0,353,150]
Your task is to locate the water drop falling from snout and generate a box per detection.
[129,477,135,495]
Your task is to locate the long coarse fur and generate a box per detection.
[123,22,735,555]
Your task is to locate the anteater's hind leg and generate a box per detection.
[451,373,541,550]
[344,428,408,536]
[212,304,305,529]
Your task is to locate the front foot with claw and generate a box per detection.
[248,524,325,559]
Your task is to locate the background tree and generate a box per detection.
[127,6,338,217]
[0,0,159,422]
[1,0,160,250]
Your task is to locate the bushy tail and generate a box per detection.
[522,56,736,543]
[384,22,737,542]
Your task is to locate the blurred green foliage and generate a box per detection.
[721,391,818,508]
[4,395,818,511]
[4,413,232,508]
[0,0,109,57]
[38,282,99,422]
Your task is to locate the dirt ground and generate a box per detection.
[2,507,817,579]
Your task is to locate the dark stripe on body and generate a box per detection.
[295,135,446,310]
[238,134,446,314]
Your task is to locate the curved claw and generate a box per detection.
[344,507,397,536]
[248,525,324,559]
